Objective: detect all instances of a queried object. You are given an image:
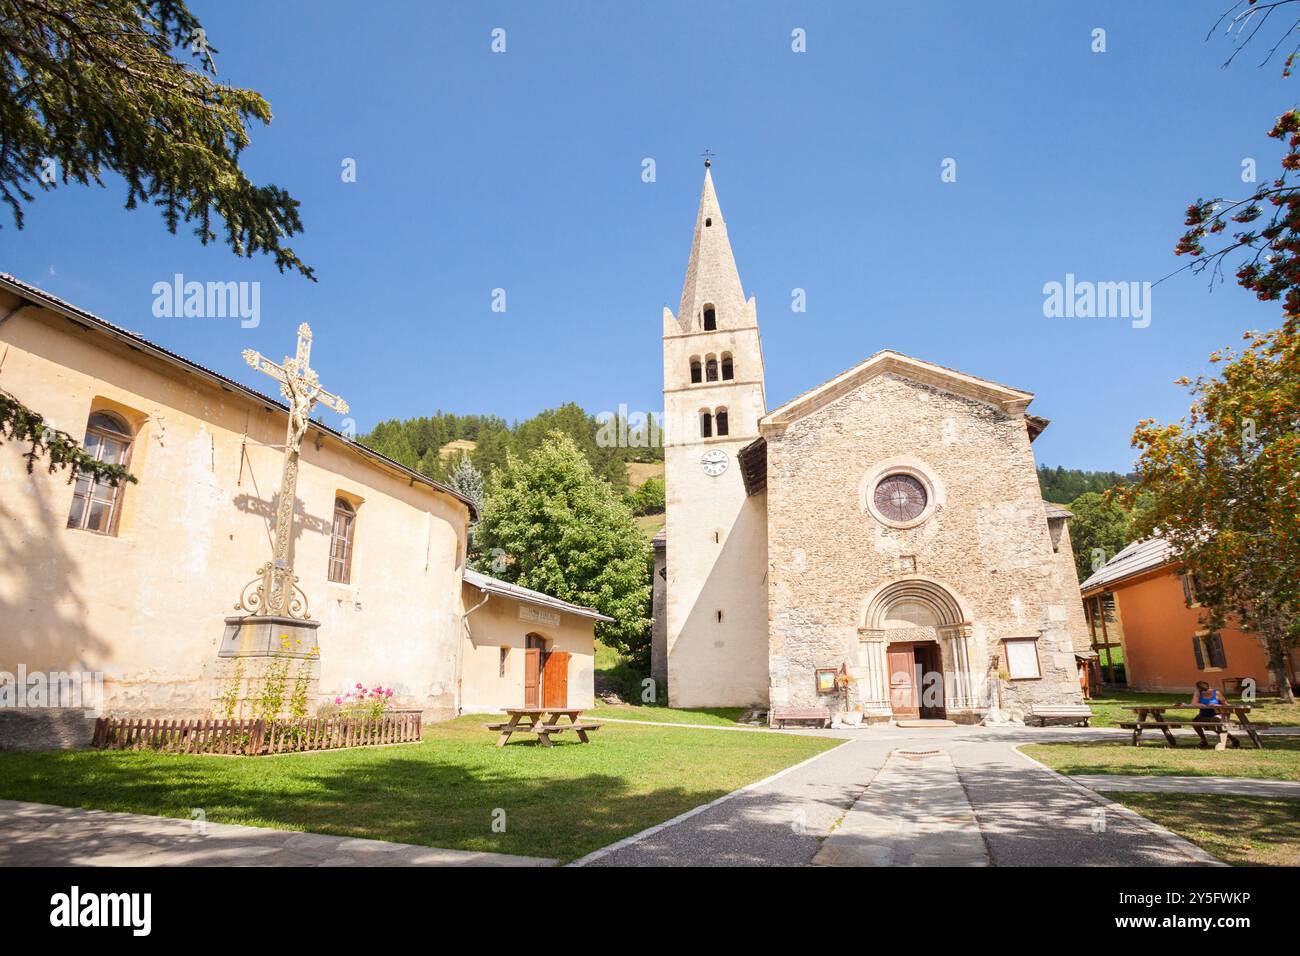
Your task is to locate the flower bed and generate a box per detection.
[91,713,421,756]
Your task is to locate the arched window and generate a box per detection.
[700,411,713,438]
[721,353,734,380]
[715,407,729,436]
[689,357,702,384]
[702,305,717,331]
[705,355,719,382]
[66,411,133,535]
[329,497,357,584]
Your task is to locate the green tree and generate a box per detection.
[624,475,664,517]
[1066,491,1134,582]
[474,432,652,668]
[1,388,136,485]
[1121,325,1300,700]
[511,403,628,492]
[1,0,312,276]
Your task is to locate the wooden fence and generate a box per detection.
[91,714,422,756]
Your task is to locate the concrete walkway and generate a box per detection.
[1070,774,1300,798]
[0,799,554,867]
[581,724,1222,866]
[813,750,988,866]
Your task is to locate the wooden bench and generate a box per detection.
[770,708,831,729]
[1119,720,1243,750]
[1027,705,1093,727]
[485,721,602,747]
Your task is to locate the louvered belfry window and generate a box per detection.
[874,474,928,523]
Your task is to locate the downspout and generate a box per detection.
[456,586,490,716]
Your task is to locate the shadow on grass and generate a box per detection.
[0,724,838,863]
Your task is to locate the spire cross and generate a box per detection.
[701,149,714,168]
[236,323,349,619]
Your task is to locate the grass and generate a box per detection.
[1086,688,1300,729]
[0,715,838,863]
[1106,793,1300,866]
[586,703,749,726]
[1022,737,1300,781]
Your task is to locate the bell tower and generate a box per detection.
[660,161,769,707]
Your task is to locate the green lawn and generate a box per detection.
[1106,793,1300,866]
[1086,688,1300,728]
[0,716,838,863]
[1022,738,1300,781]
[586,703,749,726]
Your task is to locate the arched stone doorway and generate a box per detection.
[857,579,979,720]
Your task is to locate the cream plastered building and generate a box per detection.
[0,274,600,728]
[658,168,1090,721]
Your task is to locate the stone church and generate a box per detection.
[652,166,1090,723]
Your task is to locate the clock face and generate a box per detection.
[700,449,729,477]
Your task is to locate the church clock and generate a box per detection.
[700,449,729,477]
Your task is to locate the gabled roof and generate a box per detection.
[0,272,477,518]
[463,569,614,623]
[1044,501,1073,520]
[1079,537,1174,594]
[759,350,1036,435]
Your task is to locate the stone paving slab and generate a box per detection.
[1070,774,1300,798]
[0,799,554,867]
[812,751,989,867]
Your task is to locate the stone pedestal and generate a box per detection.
[213,615,322,719]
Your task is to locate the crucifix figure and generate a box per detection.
[235,323,348,619]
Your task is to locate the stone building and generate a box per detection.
[0,273,604,741]
[656,167,1090,722]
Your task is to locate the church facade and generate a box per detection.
[657,169,1090,722]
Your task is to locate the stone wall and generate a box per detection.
[765,372,1084,722]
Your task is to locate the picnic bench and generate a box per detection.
[1027,704,1093,727]
[487,708,601,747]
[770,707,831,729]
[1119,703,1266,750]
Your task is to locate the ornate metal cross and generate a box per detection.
[236,323,349,619]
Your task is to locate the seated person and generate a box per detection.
[1192,681,1226,722]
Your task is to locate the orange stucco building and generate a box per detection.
[1080,538,1293,695]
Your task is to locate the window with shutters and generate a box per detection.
[700,411,713,438]
[1181,572,1203,608]
[705,355,719,382]
[1193,632,1227,670]
[66,411,134,536]
[329,497,357,584]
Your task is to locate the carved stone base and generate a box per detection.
[213,616,322,719]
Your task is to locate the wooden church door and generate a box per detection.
[887,644,919,719]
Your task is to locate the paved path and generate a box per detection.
[813,750,988,866]
[581,724,1222,866]
[1070,774,1300,798]
[0,799,554,867]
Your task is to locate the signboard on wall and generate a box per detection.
[519,605,562,628]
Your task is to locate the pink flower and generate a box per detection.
[356,683,363,689]
[385,689,394,697]
[334,697,342,705]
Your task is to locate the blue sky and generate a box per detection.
[2,0,1293,471]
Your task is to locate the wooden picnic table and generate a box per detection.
[487,708,601,748]
[1123,703,1264,749]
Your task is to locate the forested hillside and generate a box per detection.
[359,403,662,494]
[1037,465,1132,504]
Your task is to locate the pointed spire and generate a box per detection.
[676,164,747,332]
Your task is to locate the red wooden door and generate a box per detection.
[543,651,570,709]
[523,649,541,708]
[887,644,918,718]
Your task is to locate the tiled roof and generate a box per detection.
[1079,537,1174,593]
[462,569,614,622]
[0,272,477,518]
